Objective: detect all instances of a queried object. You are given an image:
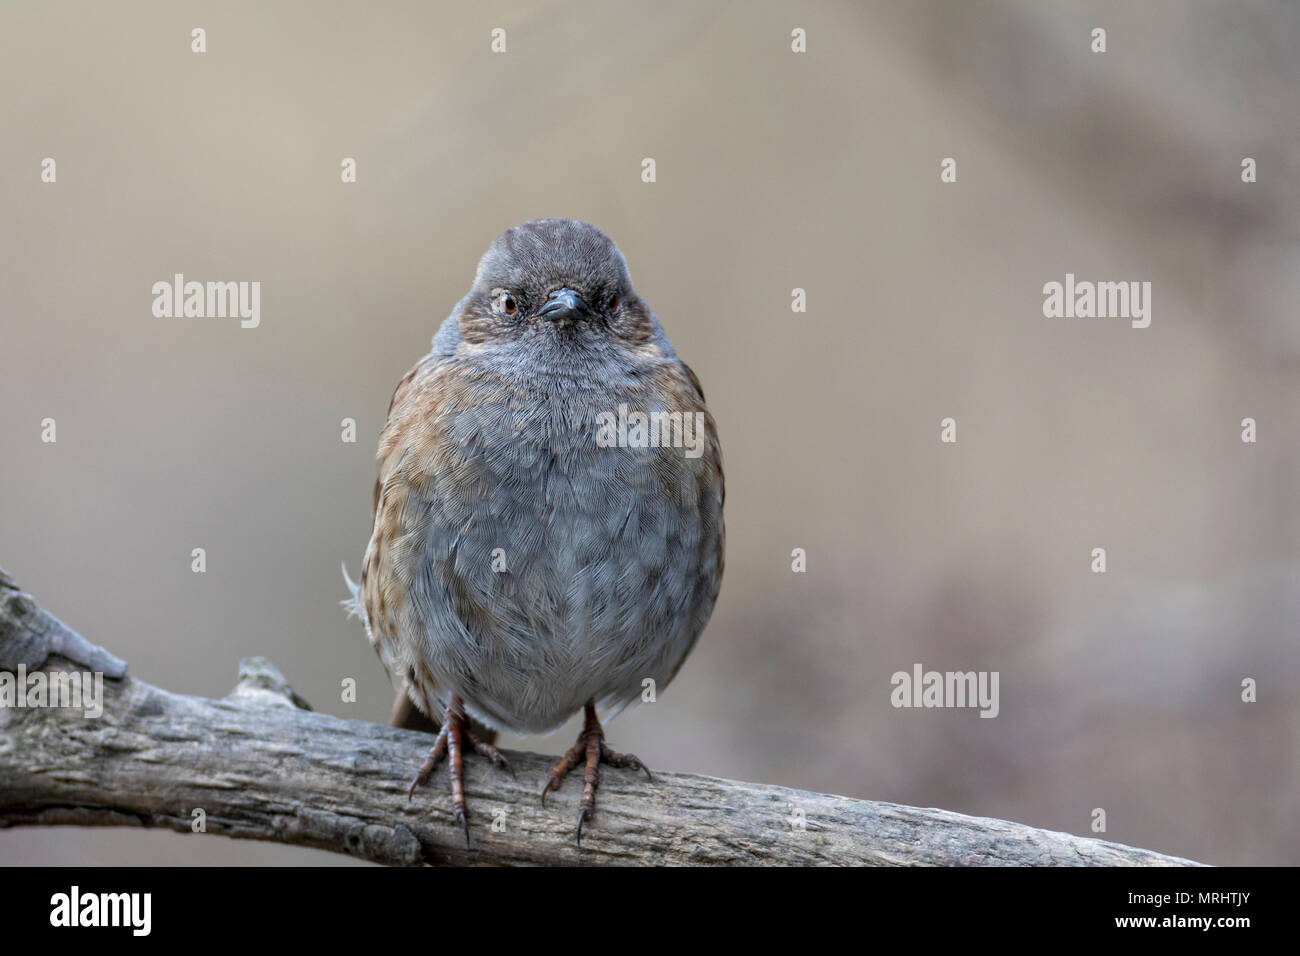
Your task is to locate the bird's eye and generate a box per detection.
[499,293,517,315]
[608,294,620,312]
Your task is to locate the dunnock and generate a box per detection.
[347,219,724,843]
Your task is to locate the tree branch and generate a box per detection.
[0,571,1203,866]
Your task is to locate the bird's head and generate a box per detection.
[456,219,655,354]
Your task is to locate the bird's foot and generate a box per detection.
[540,699,652,846]
[407,694,513,846]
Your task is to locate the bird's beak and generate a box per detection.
[537,288,587,322]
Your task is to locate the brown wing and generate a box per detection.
[361,354,503,737]
[371,361,423,522]
[361,355,439,718]
[660,358,725,682]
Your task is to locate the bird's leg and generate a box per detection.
[407,721,449,799]
[407,694,513,846]
[540,699,653,845]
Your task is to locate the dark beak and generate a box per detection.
[537,288,587,322]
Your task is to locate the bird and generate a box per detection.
[345,218,724,845]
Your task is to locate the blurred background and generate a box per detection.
[2,0,1297,866]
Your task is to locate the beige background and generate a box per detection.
[2,0,1297,866]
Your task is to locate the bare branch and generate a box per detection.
[0,572,1203,866]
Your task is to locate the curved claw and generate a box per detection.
[623,753,653,782]
[488,751,516,780]
[575,808,590,847]
[598,742,654,782]
[467,734,516,780]
[456,809,470,848]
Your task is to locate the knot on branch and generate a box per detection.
[227,657,312,711]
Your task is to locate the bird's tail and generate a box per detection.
[340,561,366,622]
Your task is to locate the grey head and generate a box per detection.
[445,219,666,366]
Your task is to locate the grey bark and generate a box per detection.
[0,570,1204,866]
